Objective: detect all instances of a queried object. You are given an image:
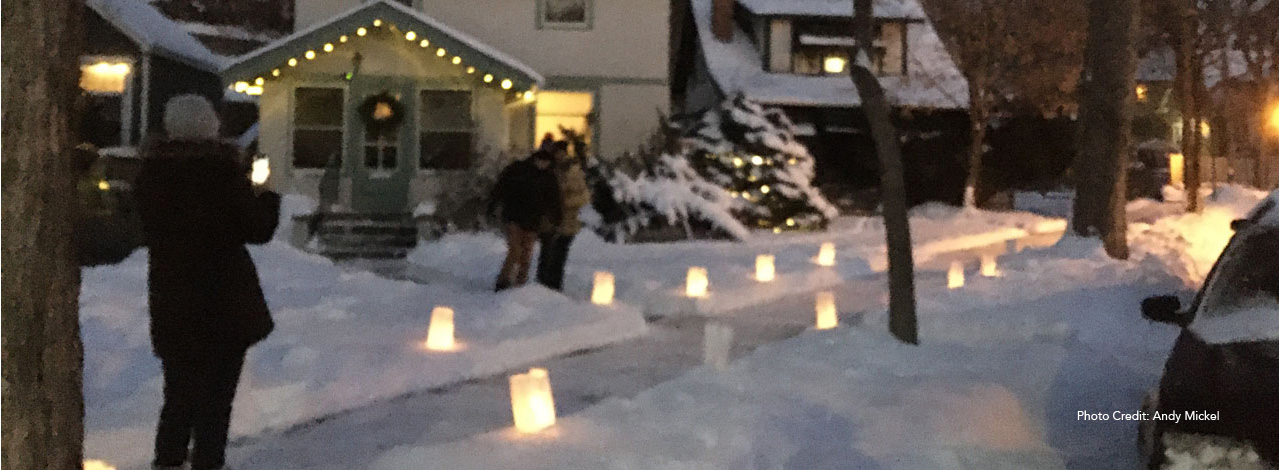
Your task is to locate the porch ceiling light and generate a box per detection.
[501,79,512,89]
[405,31,416,41]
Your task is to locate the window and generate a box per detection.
[78,58,133,146]
[535,90,593,151]
[293,87,344,169]
[538,0,592,30]
[419,89,473,170]
[790,20,908,77]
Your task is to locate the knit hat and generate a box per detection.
[163,94,220,141]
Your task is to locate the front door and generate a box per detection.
[349,77,414,214]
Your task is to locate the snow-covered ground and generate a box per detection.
[79,199,646,468]
[408,204,1065,316]
[373,188,1269,469]
[81,187,1271,469]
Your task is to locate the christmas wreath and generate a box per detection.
[357,92,404,137]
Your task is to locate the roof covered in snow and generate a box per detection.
[737,0,927,19]
[690,0,966,109]
[222,0,543,88]
[87,0,226,72]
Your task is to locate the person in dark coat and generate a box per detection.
[488,149,562,291]
[133,94,281,470]
[536,142,590,290]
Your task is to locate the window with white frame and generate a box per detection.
[538,0,592,30]
[789,20,908,77]
[293,87,345,169]
[419,89,474,170]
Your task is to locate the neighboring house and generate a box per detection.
[219,0,670,241]
[79,0,228,152]
[672,0,968,195]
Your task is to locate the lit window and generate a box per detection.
[79,61,131,94]
[535,90,593,149]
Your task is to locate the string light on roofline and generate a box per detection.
[452,56,462,65]
[373,19,383,27]
[339,35,348,43]
[405,31,416,41]
[420,39,430,48]
[357,27,367,36]
[323,43,334,52]
[436,48,447,57]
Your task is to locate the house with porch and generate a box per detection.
[671,0,969,202]
[221,0,671,256]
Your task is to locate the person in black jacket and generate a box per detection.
[488,150,562,291]
[133,94,281,470]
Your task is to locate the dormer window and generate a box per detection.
[781,19,908,77]
[538,0,593,30]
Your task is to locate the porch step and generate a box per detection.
[300,212,418,259]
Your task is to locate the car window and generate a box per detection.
[1189,227,1279,344]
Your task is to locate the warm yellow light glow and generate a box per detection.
[234,81,249,92]
[509,368,556,433]
[250,157,270,185]
[1135,84,1148,102]
[1269,103,1279,133]
[760,185,771,194]
[785,218,796,226]
[288,58,298,66]
[84,460,117,470]
[305,50,316,60]
[436,48,447,57]
[97,180,110,191]
[751,155,764,165]
[483,74,494,83]
[1169,152,1184,186]
[732,157,744,167]
[424,306,456,351]
[405,31,416,41]
[686,267,709,298]
[452,56,462,65]
[1199,121,1210,137]
[948,260,965,289]
[323,43,334,52]
[816,242,836,267]
[815,291,838,329]
[522,90,535,102]
[373,19,383,27]
[245,86,263,96]
[980,254,1000,277]
[357,27,367,36]
[501,79,513,90]
[254,77,265,86]
[591,271,615,305]
[339,35,349,43]
[80,62,131,93]
[755,254,776,282]
[272,68,281,77]
[823,56,847,74]
[420,39,430,48]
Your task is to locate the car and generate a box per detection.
[1138,191,1279,469]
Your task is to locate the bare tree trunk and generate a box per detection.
[1072,0,1135,259]
[1177,5,1202,212]
[1,0,86,468]
[964,82,987,208]
[851,0,918,344]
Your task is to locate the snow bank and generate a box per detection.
[1128,186,1269,286]
[80,215,645,467]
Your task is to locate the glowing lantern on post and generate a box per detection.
[1169,153,1185,185]
[423,306,455,351]
[755,254,776,282]
[947,261,965,289]
[980,254,999,277]
[509,368,556,433]
[816,242,836,267]
[686,267,709,297]
[591,271,615,305]
[815,291,838,329]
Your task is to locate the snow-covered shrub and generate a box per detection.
[602,154,751,241]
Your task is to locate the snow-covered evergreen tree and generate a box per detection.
[682,94,839,232]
